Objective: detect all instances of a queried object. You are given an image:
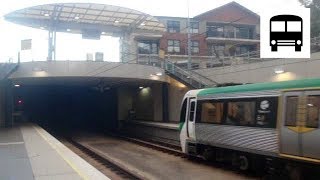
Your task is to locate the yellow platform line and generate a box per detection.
[34,125,89,180]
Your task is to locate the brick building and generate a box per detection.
[136,1,260,68]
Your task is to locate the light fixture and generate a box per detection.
[307,103,314,107]
[14,84,20,87]
[140,22,145,26]
[32,67,43,72]
[156,72,162,76]
[139,86,144,89]
[114,20,119,23]
[44,13,50,17]
[66,29,71,32]
[274,67,285,74]
[101,32,106,35]
[74,16,80,20]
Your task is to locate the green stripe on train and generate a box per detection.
[198,78,320,96]
[179,122,184,131]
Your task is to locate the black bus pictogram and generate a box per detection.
[270,15,302,52]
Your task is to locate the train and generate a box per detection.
[179,78,320,176]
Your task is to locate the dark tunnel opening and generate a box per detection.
[13,85,118,134]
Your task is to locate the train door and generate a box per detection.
[280,91,301,156]
[187,98,196,140]
[301,91,320,159]
[280,91,320,159]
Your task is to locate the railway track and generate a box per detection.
[111,133,186,158]
[60,137,141,180]
[55,130,259,179]
[110,133,261,179]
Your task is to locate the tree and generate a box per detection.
[299,0,320,37]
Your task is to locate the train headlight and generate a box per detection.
[296,40,301,45]
[271,40,276,45]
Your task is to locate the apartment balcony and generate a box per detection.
[137,50,262,70]
[206,32,260,45]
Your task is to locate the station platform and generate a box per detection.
[0,123,108,180]
[119,120,180,146]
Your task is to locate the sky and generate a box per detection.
[0,0,303,62]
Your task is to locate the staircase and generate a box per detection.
[137,55,218,89]
[163,60,217,89]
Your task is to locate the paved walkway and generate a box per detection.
[0,124,109,180]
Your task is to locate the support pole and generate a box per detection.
[187,0,192,70]
[48,30,53,61]
[47,29,57,61]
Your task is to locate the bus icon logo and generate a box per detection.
[270,15,302,52]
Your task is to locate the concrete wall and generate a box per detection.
[167,77,190,122]
[195,52,320,84]
[0,83,5,127]
[117,83,163,122]
[9,61,166,83]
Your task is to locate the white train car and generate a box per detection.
[179,78,320,174]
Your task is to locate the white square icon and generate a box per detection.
[260,8,310,58]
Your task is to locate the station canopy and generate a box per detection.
[4,3,166,37]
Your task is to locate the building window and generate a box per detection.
[207,25,224,37]
[226,101,255,126]
[138,41,159,54]
[306,96,320,128]
[210,45,225,57]
[285,96,298,126]
[167,21,180,33]
[235,27,250,39]
[235,46,249,56]
[198,101,224,124]
[190,22,199,33]
[191,41,199,54]
[167,40,180,53]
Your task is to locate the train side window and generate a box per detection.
[226,101,255,126]
[189,101,196,122]
[306,96,320,128]
[180,99,187,123]
[198,101,224,123]
[285,96,298,126]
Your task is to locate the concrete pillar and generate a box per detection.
[117,87,134,121]
[120,33,138,63]
[152,83,163,122]
[162,83,169,122]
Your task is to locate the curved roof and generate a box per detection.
[4,3,166,35]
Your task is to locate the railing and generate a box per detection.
[206,31,259,40]
[137,54,218,88]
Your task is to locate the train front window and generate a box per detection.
[180,99,187,123]
[287,21,301,32]
[306,96,320,128]
[271,21,285,32]
[198,101,224,123]
[189,101,196,122]
[285,96,298,126]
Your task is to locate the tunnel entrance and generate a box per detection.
[13,85,118,133]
